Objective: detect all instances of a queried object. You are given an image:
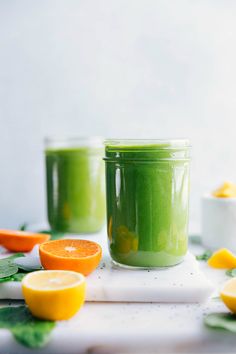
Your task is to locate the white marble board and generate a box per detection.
[0,232,214,302]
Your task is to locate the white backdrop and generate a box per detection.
[0,0,236,232]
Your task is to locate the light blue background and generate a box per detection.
[0,0,236,231]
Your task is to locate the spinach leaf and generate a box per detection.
[0,273,26,283]
[205,312,236,332]
[196,250,212,261]
[0,253,42,282]
[0,306,55,348]
[0,254,25,279]
[11,273,26,281]
[13,256,42,272]
[0,264,18,278]
[18,223,28,231]
[0,253,25,263]
[226,269,236,277]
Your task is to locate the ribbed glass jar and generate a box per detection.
[104,139,191,268]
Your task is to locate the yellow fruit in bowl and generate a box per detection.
[213,181,236,198]
[220,278,236,313]
[22,270,86,321]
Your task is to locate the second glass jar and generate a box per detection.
[45,137,106,234]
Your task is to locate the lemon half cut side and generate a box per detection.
[220,278,236,314]
[22,270,86,321]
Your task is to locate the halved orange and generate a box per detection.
[0,230,50,252]
[39,239,102,276]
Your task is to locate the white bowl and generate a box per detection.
[201,195,236,252]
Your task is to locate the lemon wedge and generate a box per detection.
[22,270,86,320]
[221,278,236,313]
[207,248,236,269]
[213,181,236,198]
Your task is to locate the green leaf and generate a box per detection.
[0,264,18,278]
[0,254,25,279]
[0,253,25,263]
[0,275,13,283]
[0,273,26,283]
[11,273,26,281]
[205,312,236,332]
[0,306,55,348]
[13,256,42,272]
[196,250,212,261]
[38,229,64,240]
[189,235,202,244]
[226,269,236,277]
[18,223,28,231]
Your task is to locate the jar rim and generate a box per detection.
[104,139,190,162]
[44,136,104,149]
[105,138,190,150]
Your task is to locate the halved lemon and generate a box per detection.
[220,278,236,313]
[22,270,86,320]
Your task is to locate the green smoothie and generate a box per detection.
[104,140,190,267]
[45,145,105,233]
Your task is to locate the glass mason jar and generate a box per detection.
[104,139,191,268]
[45,137,106,233]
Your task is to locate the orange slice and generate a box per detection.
[207,248,236,269]
[0,230,50,252]
[39,239,102,276]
